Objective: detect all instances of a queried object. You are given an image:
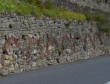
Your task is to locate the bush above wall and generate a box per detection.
[0,0,86,21]
[0,0,109,33]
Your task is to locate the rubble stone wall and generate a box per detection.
[0,13,109,76]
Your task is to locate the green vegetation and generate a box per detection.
[0,0,86,21]
[97,23,110,33]
[0,0,109,32]
[9,24,13,28]
[94,14,110,33]
[82,10,110,33]
[95,14,110,33]
[65,21,71,28]
[84,12,108,24]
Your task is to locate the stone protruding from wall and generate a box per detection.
[0,14,109,76]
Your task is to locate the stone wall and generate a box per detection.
[0,13,109,76]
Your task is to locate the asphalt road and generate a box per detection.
[0,56,110,84]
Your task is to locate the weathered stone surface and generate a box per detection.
[0,14,109,77]
[0,64,2,69]
[0,70,8,76]
[9,64,15,73]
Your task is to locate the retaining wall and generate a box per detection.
[0,13,109,76]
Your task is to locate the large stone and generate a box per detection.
[32,49,37,54]
[28,34,33,38]
[9,56,14,61]
[84,55,89,59]
[0,70,8,76]
[0,64,2,69]
[4,60,10,65]
[9,64,15,72]
[1,39,5,44]
[15,63,19,69]
[65,49,72,53]
[32,62,36,67]
[5,55,9,60]
[48,45,55,51]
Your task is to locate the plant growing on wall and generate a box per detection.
[0,0,86,21]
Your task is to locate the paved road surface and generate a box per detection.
[0,56,110,84]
